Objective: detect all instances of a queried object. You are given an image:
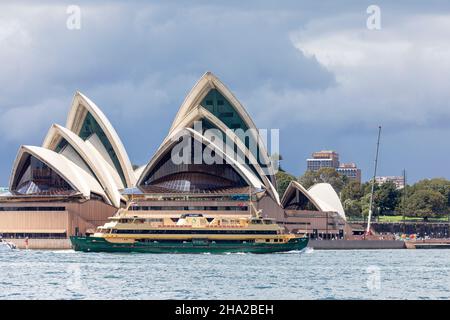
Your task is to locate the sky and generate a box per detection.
[1,0,450,185]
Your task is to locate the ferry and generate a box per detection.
[70,211,308,254]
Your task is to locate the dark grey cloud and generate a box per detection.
[1,1,450,185]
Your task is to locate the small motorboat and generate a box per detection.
[0,237,17,250]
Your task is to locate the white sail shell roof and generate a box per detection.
[8,91,135,208]
[169,72,277,181]
[162,105,279,203]
[42,124,123,207]
[281,181,346,220]
[7,73,328,213]
[308,183,346,220]
[137,128,263,190]
[140,72,278,201]
[66,92,136,187]
[10,146,108,202]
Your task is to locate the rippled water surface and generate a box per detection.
[1,249,449,299]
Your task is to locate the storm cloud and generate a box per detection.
[1,1,450,184]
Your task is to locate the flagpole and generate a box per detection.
[366,126,382,235]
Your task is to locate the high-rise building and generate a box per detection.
[375,176,405,189]
[307,151,361,183]
[336,163,362,183]
[306,150,340,171]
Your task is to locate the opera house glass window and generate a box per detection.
[78,112,127,186]
[13,155,75,195]
[201,89,269,171]
[201,89,249,132]
[141,143,247,193]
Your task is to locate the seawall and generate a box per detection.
[372,222,449,238]
[8,238,71,249]
[309,239,406,250]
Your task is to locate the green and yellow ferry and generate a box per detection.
[70,211,308,254]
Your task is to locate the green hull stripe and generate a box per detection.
[70,236,309,254]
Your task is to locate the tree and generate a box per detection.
[275,171,296,198]
[360,193,373,218]
[299,168,347,193]
[411,178,450,207]
[405,189,447,218]
[271,153,284,172]
[374,181,401,215]
[298,170,319,189]
[341,181,364,202]
[362,180,374,195]
[343,198,362,218]
[317,167,347,192]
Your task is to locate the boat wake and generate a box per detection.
[0,240,17,251]
[49,250,77,254]
[278,247,313,255]
[304,247,314,254]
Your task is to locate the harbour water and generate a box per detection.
[1,249,449,300]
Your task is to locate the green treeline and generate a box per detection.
[276,167,450,220]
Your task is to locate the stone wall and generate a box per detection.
[372,222,450,238]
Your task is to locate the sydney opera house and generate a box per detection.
[0,72,348,248]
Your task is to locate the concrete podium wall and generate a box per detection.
[309,239,406,250]
[8,238,71,249]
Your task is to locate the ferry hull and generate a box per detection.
[70,236,309,254]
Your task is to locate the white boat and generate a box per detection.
[0,238,17,250]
